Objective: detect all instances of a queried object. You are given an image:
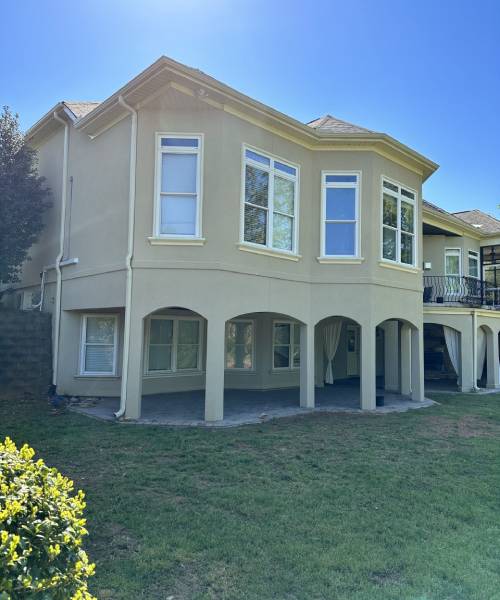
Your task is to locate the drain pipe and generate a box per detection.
[52,112,69,386]
[472,310,479,391]
[115,95,137,418]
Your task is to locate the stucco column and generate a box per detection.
[459,327,474,392]
[382,320,399,392]
[486,330,500,388]
[123,314,144,420]
[300,323,315,408]
[400,324,412,396]
[411,327,424,401]
[205,317,225,422]
[360,323,376,410]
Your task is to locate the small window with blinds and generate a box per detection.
[80,315,118,376]
[242,147,299,253]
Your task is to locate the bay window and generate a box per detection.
[242,147,298,253]
[155,134,202,237]
[146,316,201,374]
[273,321,301,369]
[225,320,254,369]
[321,172,360,257]
[80,315,118,376]
[381,179,416,266]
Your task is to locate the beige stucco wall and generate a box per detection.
[423,233,480,277]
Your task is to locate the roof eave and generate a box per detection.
[26,102,75,146]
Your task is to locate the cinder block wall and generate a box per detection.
[0,309,52,395]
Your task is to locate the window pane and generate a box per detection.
[401,233,414,265]
[469,254,479,278]
[401,188,415,200]
[401,201,414,233]
[383,227,397,260]
[226,322,253,369]
[178,320,200,345]
[383,194,397,227]
[85,344,114,372]
[148,345,172,371]
[274,345,290,368]
[383,180,399,193]
[160,195,196,235]
[273,176,294,215]
[293,323,301,342]
[446,254,460,276]
[161,153,197,193]
[150,319,173,345]
[244,205,267,245]
[245,149,270,166]
[86,317,115,344]
[326,187,356,220]
[245,165,269,207]
[177,345,198,370]
[293,344,301,368]
[274,161,296,176]
[325,174,357,183]
[325,223,355,256]
[161,137,198,147]
[272,214,293,251]
[274,323,290,344]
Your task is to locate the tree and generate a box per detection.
[0,106,51,284]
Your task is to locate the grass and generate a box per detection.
[2,392,500,599]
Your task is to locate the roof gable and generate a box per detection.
[306,114,373,134]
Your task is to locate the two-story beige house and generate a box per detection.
[5,56,500,423]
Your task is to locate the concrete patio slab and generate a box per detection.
[70,382,436,427]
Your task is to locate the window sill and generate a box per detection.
[316,256,364,264]
[237,243,301,261]
[148,236,206,246]
[379,260,421,273]
[225,368,256,373]
[272,368,300,373]
[75,374,119,379]
[144,370,204,378]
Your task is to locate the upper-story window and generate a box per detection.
[468,250,479,278]
[381,178,416,266]
[321,172,360,257]
[242,147,299,254]
[155,134,203,238]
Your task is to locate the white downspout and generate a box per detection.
[52,112,69,386]
[115,95,137,418]
[472,310,479,391]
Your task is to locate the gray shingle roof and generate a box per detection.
[453,209,500,234]
[306,114,373,134]
[63,101,100,120]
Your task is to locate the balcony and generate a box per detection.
[423,275,500,309]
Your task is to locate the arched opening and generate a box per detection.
[140,306,208,422]
[423,323,461,392]
[314,316,362,409]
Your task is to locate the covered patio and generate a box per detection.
[71,381,434,427]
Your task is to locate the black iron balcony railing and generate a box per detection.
[422,275,496,307]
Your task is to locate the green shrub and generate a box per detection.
[0,437,95,599]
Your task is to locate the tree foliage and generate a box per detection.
[0,107,51,283]
[0,437,96,599]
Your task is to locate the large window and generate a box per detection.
[225,320,254,370]
[155,134,202,237]
[273,321,301,369]
[80,315,118,376]
[242,147,298,253]
[381,179,416,266]
[146,316,201,374]
[468,250,479,278]
[321,172,360,257]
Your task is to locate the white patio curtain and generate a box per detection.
[324,321,343,384]
[443,326,460,378]
[477,327,487,380]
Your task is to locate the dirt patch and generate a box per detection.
[369,568,404,586]
[420,415,500,439]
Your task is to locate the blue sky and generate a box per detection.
[1,0,499,215]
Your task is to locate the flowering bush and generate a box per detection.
[0,437,95,599]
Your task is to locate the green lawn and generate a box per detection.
[2,393,500,600]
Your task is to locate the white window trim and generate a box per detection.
[320,170,361,259]
[468,250,479,279]
[380,175,418,267]
[445,247,462,277]
[272,320,300,371]
[224,319,256,371]
[239,144,300,256]
[153,132,204,240]
[144,315,203,375]
[79,314,118,377]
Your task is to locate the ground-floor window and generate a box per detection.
[273,321,300,369]
[225,320,254,369]
[80,314,118,376]
[145,316,202,374]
